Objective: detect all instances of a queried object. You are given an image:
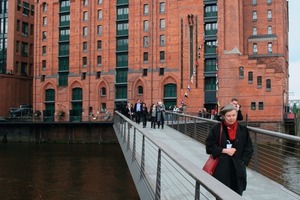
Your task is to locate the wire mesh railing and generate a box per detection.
[114,111,243,200]
[165,111,300,195]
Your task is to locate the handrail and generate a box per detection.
[165,110,300,195]
[113,111,243,200]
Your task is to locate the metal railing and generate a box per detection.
[113,111,243,200]
[165,111,300,195]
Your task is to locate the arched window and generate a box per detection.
[257,76,262,88]
[253,43,258,54]
[164,84,177,109]
[253,27,257,35]
[267,10,272,20]
[44,89,55,121]
[268,43,272,53]
[71,88,83,121]
[101,87,106,96]
[266,79,271,91]
[239,66,244,78]
[248,71,253,83]
[138,86,143,95]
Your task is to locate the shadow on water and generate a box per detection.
[0,143,140,200]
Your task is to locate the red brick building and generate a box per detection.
[0,0,34,117]
[33,0,289,130]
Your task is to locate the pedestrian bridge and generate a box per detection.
[113,111,300,200]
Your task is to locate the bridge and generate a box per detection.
[113,111,300,200]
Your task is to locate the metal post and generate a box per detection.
[140,135,145,179]
[155,149,161,200]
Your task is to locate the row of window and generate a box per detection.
[252,26,272,35]
[143,51,165,62]
[252,42,273,54]
[17,0,34,17]
[143,2,165,15]
[143,35,165,47]
[252,0,272,6]
[239,67,272,90]
[16,20,34,36]
[252,10,272,21]
[143,19,165,31]
[15,41,33,57]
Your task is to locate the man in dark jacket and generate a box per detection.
[231,98,243,121]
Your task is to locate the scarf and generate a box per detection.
[224,121,238,141]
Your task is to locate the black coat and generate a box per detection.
[205,122,253,195]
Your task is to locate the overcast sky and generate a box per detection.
[288,0,300,100]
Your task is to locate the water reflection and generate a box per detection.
[0,143,139,200]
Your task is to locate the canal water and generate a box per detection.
[0,142,140,200]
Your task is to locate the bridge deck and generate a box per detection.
[139,122,299,200]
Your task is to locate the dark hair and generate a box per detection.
[231,98,238,102]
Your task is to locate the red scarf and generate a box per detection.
[224,121,238,140]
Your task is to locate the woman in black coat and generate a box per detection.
[205,104,253,196]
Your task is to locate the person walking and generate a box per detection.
[205,104,253,196]
[156,101,166,129]
[150,104,157,129]
[141,102,148,128]
[134,99,142,124]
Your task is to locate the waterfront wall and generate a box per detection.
[0,122,116,143]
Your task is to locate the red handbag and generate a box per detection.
[203,123,223,175]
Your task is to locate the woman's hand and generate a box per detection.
[222,148,236,156]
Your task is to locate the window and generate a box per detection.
[101,87,106,96]
[258,102,264,110]
[81,72,86,80]
[83,27,88,37]
[138,86,143,95]
[143,36,149,47]
[83,57,87,67]
[42,60,46,69]
[253,27,257,36]
[42,31,47,40]
[160,2,165,13]
[83,11,88,21]
[160,51,165,61]
[23,2,30,16]
[16,41,20,52]
[101,103,106,112]
[98,0,102,5]
[97,25,102,35]
[257,76,262,88]
[21,42,28,57]
[266,79,271,91]
[267,10,272,20]
[251,102,256,110]
[159,68,164,76]
[98,10,102,20]
[30,24,34,35]
[252,0,257,6]
[42,46,46,55]
[17,0,21,11]
[16,20,20,31]
[267,0,272,5]
[97,40,102,50]
[83,0,88,6]
[96,71,101,79]
[160,19,165,29]
[268,43,272,53]
[97,56,102,66]
[43,17,47,26]
[83,42,87,52]
[144,20,149,31]
[267,26,272,34]
[42,3,48,12]
[253,43,258,54]
[252,11,257,21]
[143,52,148,62]
[239,66,244,78]
[248,71,253,83]
[144,4,149,15]
[41,75,45,82]
[22,22,28,36]
[143,69,148,76]
[160,34,165,45]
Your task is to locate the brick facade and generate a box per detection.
[33,0,289,129]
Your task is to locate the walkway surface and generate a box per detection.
[138,122,300,200]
